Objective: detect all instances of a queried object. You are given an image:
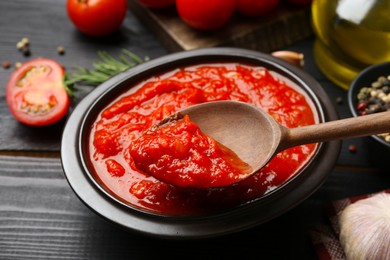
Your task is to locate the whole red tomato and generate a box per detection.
[137,0,175,8]
[176,0,235,30]
[236,0,279,17]
[6,58,70,126]
[67,0,127,37]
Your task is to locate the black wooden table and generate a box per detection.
[1,1,389,259]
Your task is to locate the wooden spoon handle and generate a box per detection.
[281,111,390,150]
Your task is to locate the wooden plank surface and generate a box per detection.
[0,0,167,152]
[0,0,367,167]
[128,0,313,53]
[0,155,389,259]
[1,2,390,259]
[0,0,370,169]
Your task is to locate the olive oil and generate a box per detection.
[312,0,390,89]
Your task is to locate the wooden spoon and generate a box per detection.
[177,100,390,186]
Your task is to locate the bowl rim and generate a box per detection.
[79,48,325,218]
[348,62,390,147]
[61,47,341,239]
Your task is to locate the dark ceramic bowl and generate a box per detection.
[61,48,341,239]
[348,62,390,165]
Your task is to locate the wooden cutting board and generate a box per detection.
[128,0,313,53]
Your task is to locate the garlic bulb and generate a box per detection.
[339,193,390,260]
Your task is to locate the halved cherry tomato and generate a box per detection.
[176,0,235,30]
[67,0,127,37]
[6,58,70,126]
[236,0,280,17]
[137,0,175,8]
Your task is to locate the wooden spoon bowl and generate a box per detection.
[178,100,390,188]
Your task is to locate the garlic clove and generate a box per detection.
[271,51,304,68]
[339,193,390,260]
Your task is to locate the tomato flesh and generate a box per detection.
[6,58,70,126]
[89,63,318,215]
[130,115,251,188]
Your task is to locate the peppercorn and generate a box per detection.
[336,96,343,104]
[15,62,22,69]
[20,46,31,56]
[367,103,381,114]
[372,81,382,89]
[16,37,31,56]
[384,79,390,87]
[357,102,366,111]
[378,76,387,84]
[356,74,390,143]
[357,92,367,100]
[349,144,357,153]
[2,60,11,69]
[57,46,65,55]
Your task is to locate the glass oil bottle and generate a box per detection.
[312,0,390,89]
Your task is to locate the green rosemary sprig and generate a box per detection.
[63,73,77,98]
[65,49,148,89]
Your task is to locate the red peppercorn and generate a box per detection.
[360,110,367,116]
[357,102,367,111]
[348,144,357,153]
[2,60,10,69]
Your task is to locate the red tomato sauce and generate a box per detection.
[88,63,318,215]
[130,114,252,189]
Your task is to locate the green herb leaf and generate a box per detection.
[65,49,147,88]
[62,73,76,98]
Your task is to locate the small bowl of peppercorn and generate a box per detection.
[348,62,390,165]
